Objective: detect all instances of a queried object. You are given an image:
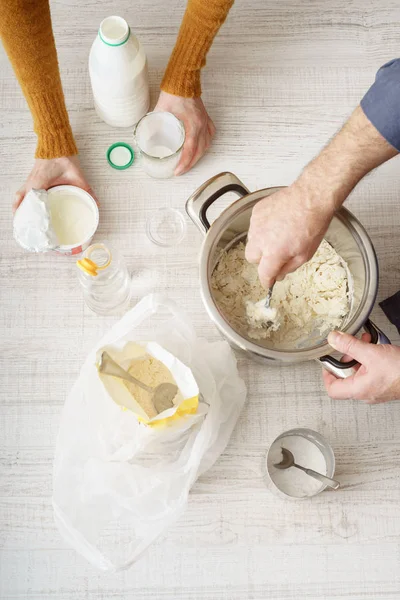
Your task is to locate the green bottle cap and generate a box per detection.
[107,142,135,170]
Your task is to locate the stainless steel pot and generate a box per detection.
[186,172,390,377]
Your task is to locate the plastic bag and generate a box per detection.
[52,294,246,571]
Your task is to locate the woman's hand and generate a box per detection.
[154,91,215,176]
[322,331,400,403]
[13,156,96,212]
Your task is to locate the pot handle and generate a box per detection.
[186,172,250,234]
[319,318,391,379]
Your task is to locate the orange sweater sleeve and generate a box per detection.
[0,0,78,159]
[161,0,234,98]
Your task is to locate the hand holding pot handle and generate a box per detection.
[321,326,400,403]
[319,318,391,379]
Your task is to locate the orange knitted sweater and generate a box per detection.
[0,0,233,160]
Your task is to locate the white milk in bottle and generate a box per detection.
[89,16,150,127]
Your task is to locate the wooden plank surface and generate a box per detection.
[1,0,400,598]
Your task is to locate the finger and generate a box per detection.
[185,132,207,173]
[245,239,262,264]
[275,255,305,281]
[208,118,216,137]
[175,135,196,176]
[84,186,99,206]
[257,255,285,289]
[341,333,372,363]
[327,331,375,364]
[13,188,26,212]
[340,354,361,366]
[322,370,361,400]
[322,368,337,389]
[204,128,213,151]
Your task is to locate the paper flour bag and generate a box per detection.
[53,294,246,571]
[98,340,200,427]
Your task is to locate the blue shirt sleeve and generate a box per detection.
[361,59,400,152]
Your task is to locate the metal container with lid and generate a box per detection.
[186,172,390,377]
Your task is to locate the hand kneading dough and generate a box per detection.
[211,239,350,348]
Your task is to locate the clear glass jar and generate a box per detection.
[76,243,131,315]
[134,111,185,178]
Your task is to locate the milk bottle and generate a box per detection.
[89,16,150,128]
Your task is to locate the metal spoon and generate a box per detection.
[98,351,178,414]
[264,285,274,311]
[260,286,277,329]
[274,447,340,490]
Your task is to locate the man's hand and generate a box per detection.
[245,181,336,289]
[322,331,400,403]
[245,106,398,289]
[154,91,215,176]
[14,156,96,212]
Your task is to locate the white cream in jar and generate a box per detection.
[13,186,98,254]
[46,187,97,246]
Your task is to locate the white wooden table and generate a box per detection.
[1,1,400,598]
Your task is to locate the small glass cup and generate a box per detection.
[146,208,187,247]
[134,111,185,179]
[264,428,336,500]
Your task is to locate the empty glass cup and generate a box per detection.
[134,111,185,178]
[146,208,187,247]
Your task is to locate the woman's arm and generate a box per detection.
[0,0,77,158]
[0,0,95,212]
[161,0,234,97]
[156,0,234,174]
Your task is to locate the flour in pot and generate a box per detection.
[211,239,350,348]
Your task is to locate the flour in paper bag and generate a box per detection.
[124,354,183,418]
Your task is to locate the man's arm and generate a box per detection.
[245,66,400,405]
[361,59,400,153]
[297,104,398,215]
[246,62,400,289]
[0,0,77,159]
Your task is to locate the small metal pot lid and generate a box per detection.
[107,142,135,170]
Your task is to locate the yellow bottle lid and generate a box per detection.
[76,257,98,276]
[77,243,113,276]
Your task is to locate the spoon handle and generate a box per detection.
[120,371,153,393]
[99,352,153,393]
[295,464,340,490]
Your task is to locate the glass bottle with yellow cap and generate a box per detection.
[76,243,131,315]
